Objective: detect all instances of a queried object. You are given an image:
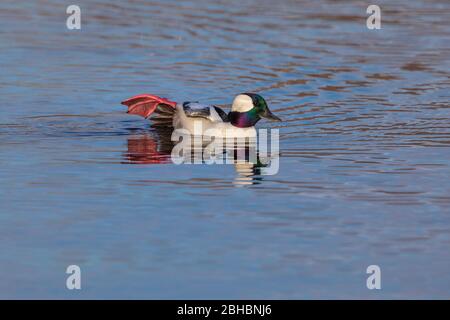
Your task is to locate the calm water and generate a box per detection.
[1,0,449,299]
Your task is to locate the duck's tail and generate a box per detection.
[121,94,177,121]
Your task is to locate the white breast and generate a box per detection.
[214,122,257,138]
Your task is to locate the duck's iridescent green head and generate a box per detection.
[228,93,282,128]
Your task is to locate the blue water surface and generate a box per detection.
[0,0,449,298]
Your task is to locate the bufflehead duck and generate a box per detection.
[121,93,281,137]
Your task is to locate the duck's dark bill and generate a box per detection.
[261,110,282,122]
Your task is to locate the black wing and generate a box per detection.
[213,106,229,122]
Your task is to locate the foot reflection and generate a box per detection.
[122,128,173,164]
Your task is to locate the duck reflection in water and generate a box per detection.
[123,127,279,186]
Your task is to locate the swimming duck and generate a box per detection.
[121,93,281,137]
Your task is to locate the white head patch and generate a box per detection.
[231,94,254,112]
